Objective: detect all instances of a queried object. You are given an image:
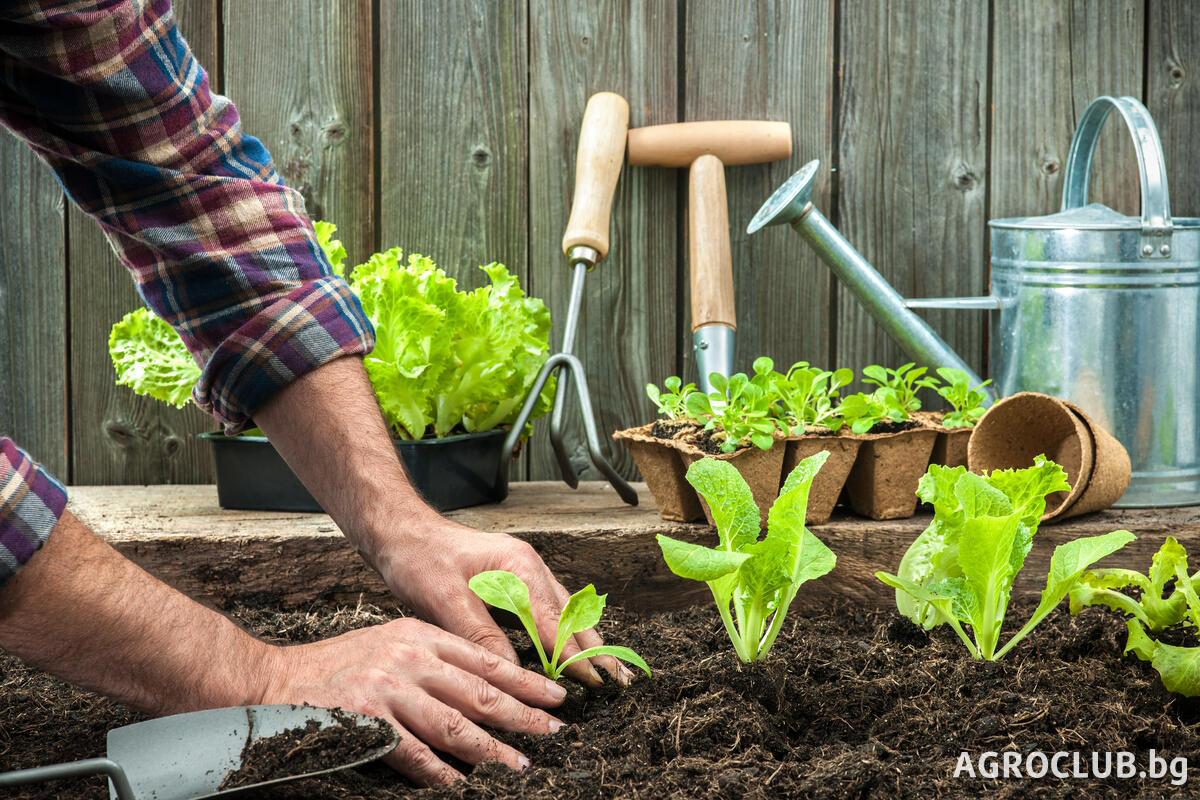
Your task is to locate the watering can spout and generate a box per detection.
[748,159,995,399]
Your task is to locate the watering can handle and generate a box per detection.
[1061,95,1173,248]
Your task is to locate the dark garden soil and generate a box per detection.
[649,419,700,441]
[219,707,394,790]
[866,419,920,434]
[4,599,1200,799]
[684,427,736,455]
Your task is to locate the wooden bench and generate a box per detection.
[73,483,1200,613]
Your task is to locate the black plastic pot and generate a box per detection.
[200,429,510,513]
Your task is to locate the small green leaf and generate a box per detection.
[657,534,750,581]
[1125,619,1200,697]
[685,458,762,550]
[469,570,549,671]
[552,584,607,668]
[556,645,651,679]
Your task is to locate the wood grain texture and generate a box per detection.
[685,0,834,379]
[528,1,679,480]
[990,0,1145,221]
[71,481,1194,613]
[379,0,528,285]
[0,139,67,476]
[1147,0,1200,217]
[67,2,221,485]
[223,0,374,264]
[688,155,736,330]
[836,0,989,383]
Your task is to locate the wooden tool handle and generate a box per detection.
[689,154,736,331]
[561,92,630,261]
[628,120,792,167]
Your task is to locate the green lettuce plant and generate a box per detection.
[877,458,1134,660]
[646,376,697,421]
[656,453,837,662]
[862,362,937,414]
[685,370,781,453]
[837,388,908,434]
[1070,537,1200,696]
[935,367,991,428]
[108,308,201,408]
[771,362,853,434]
[468,570,650,680]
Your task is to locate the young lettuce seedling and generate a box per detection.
[876,458,1135,661]
[862,362,938,414]
[934,367,991,428]
[656,452,837,663]
[468,571,650,680]
[646,375,697,421]
[837,388,908,434]
[771,362,854,434]
[685,371,782,452]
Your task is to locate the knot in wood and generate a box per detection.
[163,434,183,456]
[471,146,492,168]
[1041,158,1060,176]
[323,120,347,142]
[103,419,137,448]
[950,163,978,191]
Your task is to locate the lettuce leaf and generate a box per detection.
[108,308,200,408]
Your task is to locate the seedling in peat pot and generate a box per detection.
[837,388,909,434]
[772,362,854,434]
[1071,537,1200,696]
[468,571,651,680]
[646,376,698,421]
[935,367,991,428]
[876,458,1135,661]
[862,362,938,414]
[656,452,837,663]
[686,371,782,453]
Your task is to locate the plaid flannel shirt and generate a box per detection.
[0,0,375,583]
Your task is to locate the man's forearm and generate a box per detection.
[0,511,274,715]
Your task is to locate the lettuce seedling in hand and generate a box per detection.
[686,371,782,452]
[862,362,938,414]
[877,458,1134,660]
[935,367,991,428]
[468,571,650,680]
[772,362,854,434]
[837,388,909,434]
[656,453,837,662]
[646,376,698,421]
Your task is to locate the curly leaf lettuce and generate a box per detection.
[108,308,200,408]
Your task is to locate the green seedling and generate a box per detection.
[657,453,837,662]
[646,375,697,421]
[935,367,991,428]
[877,458,1134,661]
[468,571,650,680]
[837,388,909,434]
[771,362,854,434]
[1071,536,1200,696]
[686,371,782,452]
[862,362,938,414]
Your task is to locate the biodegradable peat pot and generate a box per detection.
[915,411,972,469]
[612,423,705,522]
[202,429,510,513]
[677,439,786,529]
[783,432,862,524]
[966,392,1128,521]
[843,425,939,520]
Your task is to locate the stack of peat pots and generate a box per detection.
[614,411,969,524]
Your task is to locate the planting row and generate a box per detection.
[477,449,1200,700]
[617,359,991,523]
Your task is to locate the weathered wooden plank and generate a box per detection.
[990,1,1145,220]
[683,0,834,377]
[72,481,1188,613]
[527,0,679,481]
[836,0,990,386]
[379,0,528,286]
[1147,0,1200,217]
[0,140,67,476]
[66,2,222,485]
[223,0,374,264]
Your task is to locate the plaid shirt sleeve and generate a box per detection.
[0,0,375,433]
[0,438,67,587]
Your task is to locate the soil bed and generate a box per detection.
[866,419,920,434]
[649,419,700,441]
[3,599,1200,798]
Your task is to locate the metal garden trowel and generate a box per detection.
[0,704,398,800]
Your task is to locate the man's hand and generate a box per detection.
[255,356,630,687]
[261,617,566,785]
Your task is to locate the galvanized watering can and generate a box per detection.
[749,95,1200,508]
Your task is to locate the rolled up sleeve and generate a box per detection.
[0,0,374,432]
[0,438,67,587]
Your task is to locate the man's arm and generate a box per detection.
[0,509,566,785]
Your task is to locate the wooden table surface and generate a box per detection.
[71,482,1200,612]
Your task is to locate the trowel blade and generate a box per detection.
[106,704,397,800]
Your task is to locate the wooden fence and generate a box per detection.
[2,0,1197,486]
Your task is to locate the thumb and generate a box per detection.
[435,594,521,665]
